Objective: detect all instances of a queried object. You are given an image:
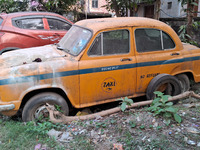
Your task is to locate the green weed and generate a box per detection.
[147,91,182,125]
[117,97,134,111]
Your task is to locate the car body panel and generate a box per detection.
[0,17,200,116]
[0,12,72,51]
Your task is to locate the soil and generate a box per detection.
[51,93,200,150]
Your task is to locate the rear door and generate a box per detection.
[133,27,183,94]
[46,16,72,44]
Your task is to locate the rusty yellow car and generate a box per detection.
[0,17,199,121]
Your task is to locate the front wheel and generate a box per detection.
[22,92,69,122]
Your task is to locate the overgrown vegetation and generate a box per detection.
[0,0,79,15]
[103,0,158,17]
[147,91,182,125]
[178,0,199,46]
[31,0,78,15]
[0,93,199,149]
[0,119,59,150]
[0,0,28,13]
[179,21,200,46]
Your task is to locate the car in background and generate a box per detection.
[0,12,73,54]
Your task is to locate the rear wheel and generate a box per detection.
[146,74,181,100]
[22,92,69,122]
[176,74,190,93]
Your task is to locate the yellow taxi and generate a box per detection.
[0,17,199,121]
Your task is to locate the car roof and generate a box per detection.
[75,17,171,33]
[0,11,66,19]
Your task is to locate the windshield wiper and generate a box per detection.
[56,43,70,52]
[56,43,64,50]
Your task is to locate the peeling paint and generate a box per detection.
[1,45,63,68]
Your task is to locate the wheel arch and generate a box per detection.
[19,87,73,111]
[174,71,194,82]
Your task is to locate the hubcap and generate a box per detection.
[34,105,49,121]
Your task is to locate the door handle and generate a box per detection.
[171,52,180,56]
[121,58,132,62]
[53,33,60,36]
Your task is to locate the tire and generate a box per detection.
[176,74,190,93]
[146,74,181,100]
[22,92,69,122]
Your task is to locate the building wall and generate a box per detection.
[85,0,110,14]
[160,0,200,18]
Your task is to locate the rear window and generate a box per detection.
[14,18,44,30]
[0,17,3,25]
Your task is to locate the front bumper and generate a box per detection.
[0,104,15,112]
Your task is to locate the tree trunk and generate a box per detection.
[154,0,161,20]
[186,2,194,38]
[113,0,120,17]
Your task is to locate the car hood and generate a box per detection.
[0,45,64,68]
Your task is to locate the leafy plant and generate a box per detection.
[110,119,117,124]
[25,121,64,136]
[147,91,182,125]
[139,125,145,129]
[117,97,134,111]
[178,22,200,46]
[129,121,137,128]
[95,122,107,128]
[0,0,28,13]
[55,104,64,113]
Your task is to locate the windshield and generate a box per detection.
[58,26,92,56]
[0,17,3,25]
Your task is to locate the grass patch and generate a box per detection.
[0,119,58,150]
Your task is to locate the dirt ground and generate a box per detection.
[0,88,200,150]
[46,94,200,150]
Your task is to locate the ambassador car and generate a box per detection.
[0,17,198,121]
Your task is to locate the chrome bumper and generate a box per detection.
[0,104,15,112]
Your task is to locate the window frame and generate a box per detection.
[92,0,98,8]
[167,2,172,9]
[45,16,72,31]
[0,17,3,25]
[12,15,45,30]
[134,28,176,53]
[88,29,130,57]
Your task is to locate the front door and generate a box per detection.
[46,17,72,44]
[79,28,136,107]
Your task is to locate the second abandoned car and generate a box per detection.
[0,12,72,53]
[0,17,198,121]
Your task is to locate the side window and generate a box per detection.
[135,28,175,52]
[162,31,175,49]
[47,18,71,30]
[88,29,129,56]
[88,35,101,55]
[15,18,44,29]
[135,29,162,52]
